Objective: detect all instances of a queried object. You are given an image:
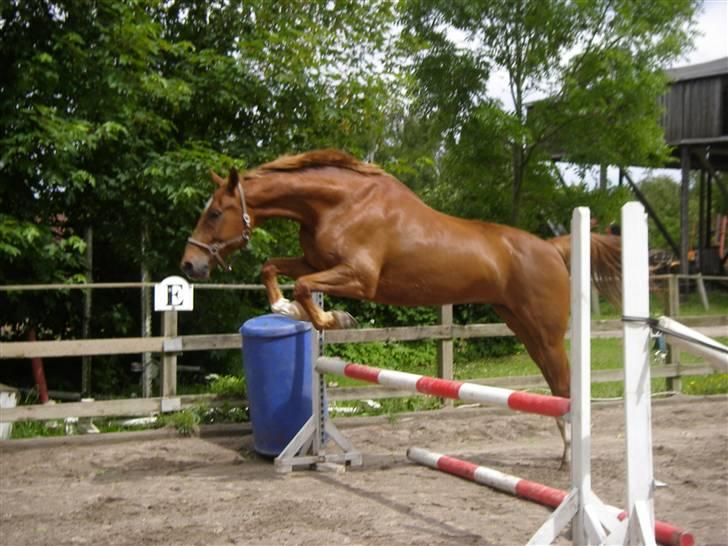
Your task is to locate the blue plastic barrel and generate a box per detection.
[240,314,313,456]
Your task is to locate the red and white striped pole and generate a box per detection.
[316,357,570,418]
[406,447,694,546]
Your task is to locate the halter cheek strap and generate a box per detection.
[187,182,252,272]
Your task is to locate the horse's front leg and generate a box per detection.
[261,257,317,321]
[293,264,375,330]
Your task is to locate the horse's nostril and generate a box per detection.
[181,261,194,276]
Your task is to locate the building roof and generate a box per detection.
[666,57,728,82]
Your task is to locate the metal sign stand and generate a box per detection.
[274,292,362,473]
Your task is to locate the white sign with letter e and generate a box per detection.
[154,276,194,311]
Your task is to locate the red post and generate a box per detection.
[27,327,49,404]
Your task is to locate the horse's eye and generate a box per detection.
[208,209,222,220]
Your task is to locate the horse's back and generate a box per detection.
[308,168,569,313]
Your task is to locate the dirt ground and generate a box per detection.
[1,395,726,546]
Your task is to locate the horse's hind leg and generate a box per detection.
[493,304,571,468]
[492,305,570,396]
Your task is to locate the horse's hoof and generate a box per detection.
[331,310,358,329]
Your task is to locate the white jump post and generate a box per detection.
[529,204,657,546]
[610,202,657,545]
[528,207,618,545]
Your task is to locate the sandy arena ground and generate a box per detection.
[1,395,726,545]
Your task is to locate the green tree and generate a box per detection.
[1,0,401,391]
[400,0,697,225]
[638,174,699,253]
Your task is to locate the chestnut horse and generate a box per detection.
[181,149,621,465]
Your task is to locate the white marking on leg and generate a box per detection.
[271,297,310,321]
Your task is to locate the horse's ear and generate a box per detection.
[210,169,226,187]
[226,167,239,194]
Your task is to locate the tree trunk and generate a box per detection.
[141,223,154,398]
[511,143,524,225]
[81,226,93,396]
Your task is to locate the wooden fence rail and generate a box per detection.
[3,316,725,360]
[1,276,726,425]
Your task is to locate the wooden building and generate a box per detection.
[661,57,727,275]
[662,57,728,150]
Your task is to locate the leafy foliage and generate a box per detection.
[399,0,697,225]
[1,0,401,388]
[636,174,699,253]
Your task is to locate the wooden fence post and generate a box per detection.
[81,226,93,396]
[666,275,682,393]
[437,304,454,407]
[590,283,600,317]
[161,310,178,397]
[667,274,680,317]
[696,274,710,310]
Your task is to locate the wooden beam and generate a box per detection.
[0,337,164,359]
[0,361,721,423]
[0,394,246,423]
[323,365,717,403]
[622,170,681,257]
[161,310,178,397]
[324,324,452,344]
[695,150,728,202]
[680,147,692,275]
[2,316,723,360]
[437,305,454,407]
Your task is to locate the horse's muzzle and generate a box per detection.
[180,257,209,280]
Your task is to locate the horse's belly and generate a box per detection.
[373,262,500,306]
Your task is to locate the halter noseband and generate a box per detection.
[186,182,251,272]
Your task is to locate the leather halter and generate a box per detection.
[186,182,251,272]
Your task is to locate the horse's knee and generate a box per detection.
[293,279,312,300]
[261,261,278,280]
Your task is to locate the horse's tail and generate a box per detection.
[549,234,622,309]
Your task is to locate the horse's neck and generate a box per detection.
[246,171,344,225]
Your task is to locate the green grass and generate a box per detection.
[596,287,728,319]
[158,409,200,436]
[9,420,66,439]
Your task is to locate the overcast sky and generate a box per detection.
[683,0,728,65]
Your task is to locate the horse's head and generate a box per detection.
[180,168,252,279]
